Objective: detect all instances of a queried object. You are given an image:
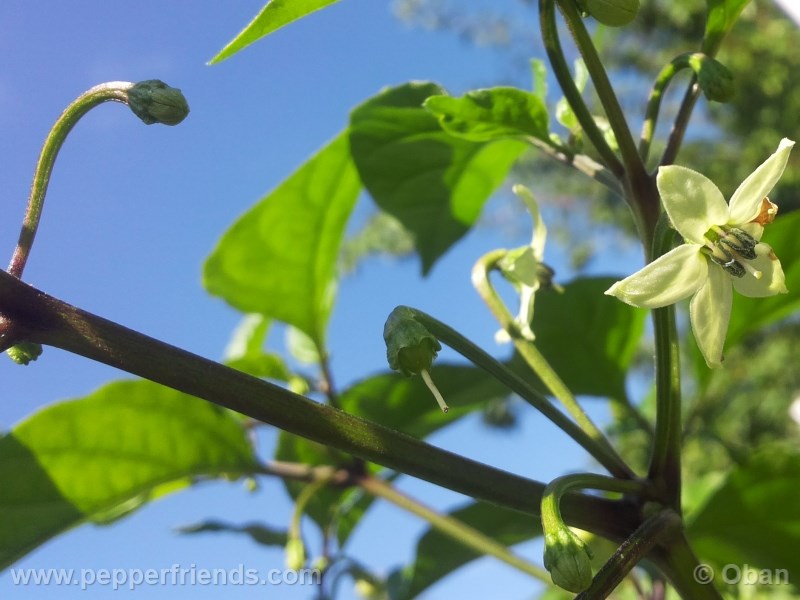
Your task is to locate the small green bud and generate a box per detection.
[6,342,43,365]
[384,307,441,377]
[688,54,735,102]
[383,307,448,413]
[577,0,639,27]
[285,537,306,571]
[543,527,594,593]
[127,80,189,126]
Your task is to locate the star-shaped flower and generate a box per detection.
[606,138,794,367]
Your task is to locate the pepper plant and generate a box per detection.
[1,1,799,598]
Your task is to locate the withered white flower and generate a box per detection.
[606,138,794,367]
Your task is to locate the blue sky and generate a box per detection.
[0,2,640,598]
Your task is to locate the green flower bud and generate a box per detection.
[6,342,43,366]
[577,0,639,27]
[688,54,735,102]
[383,306,448,413]
[127,80,189,126]
[543,527,594,593]
[383,307,441,377]
[285,537,306,571]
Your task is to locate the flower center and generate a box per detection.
[702,226,761,279]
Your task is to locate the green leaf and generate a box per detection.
[204,133,360,344]
[531,59,548,102]
[177,520,288,547]
[0,380,257,570]
[555,59,589,132]
[687,445,800,576]
[224,314,292,380]
[702,0,751,55]
[209,0,342,64]
[399,501,543,599]
[521,277,647,400]
[423,87,549,142]
[339,364,508,438]
[349,82,527,274]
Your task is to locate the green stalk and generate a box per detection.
[8,82,133,277]
[359,475,550,583]
[0,270,639,542]
[539,0,624,177]
[409,307,635,479]
[554,0,645,183]
[7,80,188,278]
[472,250,634,475]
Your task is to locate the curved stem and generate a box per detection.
[359,475,550,583]
[554,0,645,182]
[660,77,701,166]
[7,82,135,278]
[472,250,635,476]
[539,0,624,177]
[541,473,650,534]
[526,136,623,195]
[640,54,699,163]
[409,307,635,479]
[0,270,640,542]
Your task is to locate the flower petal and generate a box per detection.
[729,138,795,225]
[731,243,788,297]
[657,166,729,243]
[513,184,547,259]
[605,244,708,308]
[690,265,732,368]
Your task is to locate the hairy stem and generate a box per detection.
[7,82,135,278]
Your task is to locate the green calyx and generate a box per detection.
[127,80,190,126]
[6,341,43,365]
[543,527,594,593]
[687,53,735,102]
[384,306,442,377]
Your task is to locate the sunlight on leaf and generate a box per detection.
[209,0,343,64]
[0,380,257,570]
[204,133,360,345]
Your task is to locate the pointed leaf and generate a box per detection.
[349,82,527,274]
[687,446,800,575]
[0,380,257,570]
[702,0,751,55]
[204,133,360,344]
[424,87,549,142]
[210,0,343,64]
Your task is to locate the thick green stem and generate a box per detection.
[8,82,134,277]
[359,475,550,583]
[660,79,701,166]
[0,270,639,542]
[408,307,635,479]
[539,0,624,177]
[648,304,682,510]
[472,250,634,476]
